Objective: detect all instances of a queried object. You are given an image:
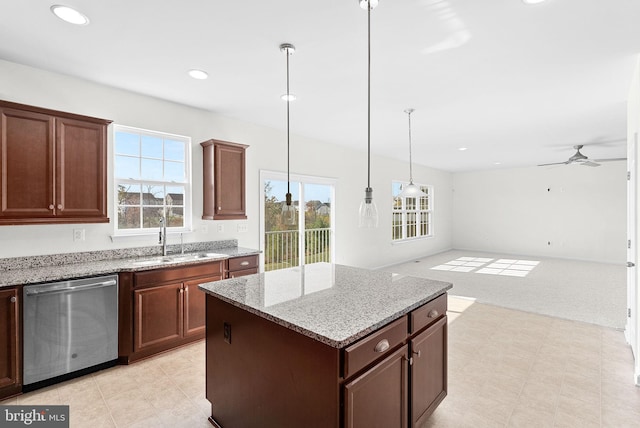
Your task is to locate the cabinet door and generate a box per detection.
[0,288,21,397]
[214,141,247,219]
[55,117,108,220]
[0,108,55,219]
[183,275,221,338]
[134,283,183,352]
[410,316,447,428]
[344,345,409,428]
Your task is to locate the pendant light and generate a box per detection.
[399,109,427,198]
[280,43,297,226]
[358,0,379,228]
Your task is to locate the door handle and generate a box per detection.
[628,262,636,268]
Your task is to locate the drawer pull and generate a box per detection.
[428,309,439,318]
[374,339,390,353]
[240,261,250,266]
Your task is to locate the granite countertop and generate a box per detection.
[0,240,260,287]
[198,262,452,349]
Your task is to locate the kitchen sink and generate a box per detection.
[129,252,228,266]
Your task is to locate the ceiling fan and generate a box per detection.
[538,145,626,167]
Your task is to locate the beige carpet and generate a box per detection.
[388,250,627,329]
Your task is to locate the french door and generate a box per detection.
[260,171,335,272]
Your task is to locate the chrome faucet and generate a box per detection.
[159,216,167,256]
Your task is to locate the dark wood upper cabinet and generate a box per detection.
[201,139,248,220]
[0,100,111,225]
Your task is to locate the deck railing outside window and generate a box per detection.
[264,228,331,271]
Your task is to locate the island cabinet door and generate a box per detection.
[410,316,447,428]
[343,344,409,428]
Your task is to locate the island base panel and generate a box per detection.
[205,295,341,428]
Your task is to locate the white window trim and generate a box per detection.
[392,181,433,243]
[112,124,193,237]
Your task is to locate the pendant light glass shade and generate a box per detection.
[280,43,296,226]
[359,187,378,227]
[358,0,379,228]
[398,108,427,199]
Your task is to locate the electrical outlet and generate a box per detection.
[237,223,248,233]
[73,229,85,242]
[217,224,224,233]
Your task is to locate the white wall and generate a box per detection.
[452,164,627,264]
[627,56,640,385]
[0,59,453,268]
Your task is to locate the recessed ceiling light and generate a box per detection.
[188,69,208,80]
[280,94,297,102]
[458,147,468,151]
[522,0,547,4]
[494,162,502,165]
[50,5,90,25]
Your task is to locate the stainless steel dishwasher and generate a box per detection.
[22,274,118,390]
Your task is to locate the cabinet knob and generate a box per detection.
[374,339,390,353]
[57,204,63,210]
[428,309,439,318]
[218,206,221,210]
[49,204,55,210]
[413,350,421,358]
[10,296,17,303]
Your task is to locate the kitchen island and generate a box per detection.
[199,262,452,428]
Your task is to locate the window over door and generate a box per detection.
[114,125,191,235]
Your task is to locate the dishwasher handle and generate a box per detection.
[25,279,117,297]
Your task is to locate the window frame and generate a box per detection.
[392,181,433,242]
[113,124,192,236]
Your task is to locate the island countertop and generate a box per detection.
[198,262,452,348]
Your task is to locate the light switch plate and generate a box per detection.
[237,223,248,233]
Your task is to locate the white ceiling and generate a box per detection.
[1,0,638,172]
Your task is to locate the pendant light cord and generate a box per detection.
[367,3,371,189]
[286,48,291,195]
[407,109,413,182]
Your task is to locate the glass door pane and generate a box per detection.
[303,183,332,265]
[264,179,300,271]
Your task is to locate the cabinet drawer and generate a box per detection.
[343,316,408,379]
[410,293,447,334]
[135,261,224,288]
[227,255,258,272]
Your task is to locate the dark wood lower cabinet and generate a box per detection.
[205,292,448,428]
[0,287,21,400]
[119,261,224,363]
[134,282,183,352]
[411,317,447,427]
[344,345,409,428]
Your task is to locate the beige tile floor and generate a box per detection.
[2,296,639,427]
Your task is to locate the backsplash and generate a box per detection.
[0,240,238,272]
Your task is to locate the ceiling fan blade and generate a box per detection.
[538,161,569,167]
[579,161,600,167]
[592,158,627,162]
